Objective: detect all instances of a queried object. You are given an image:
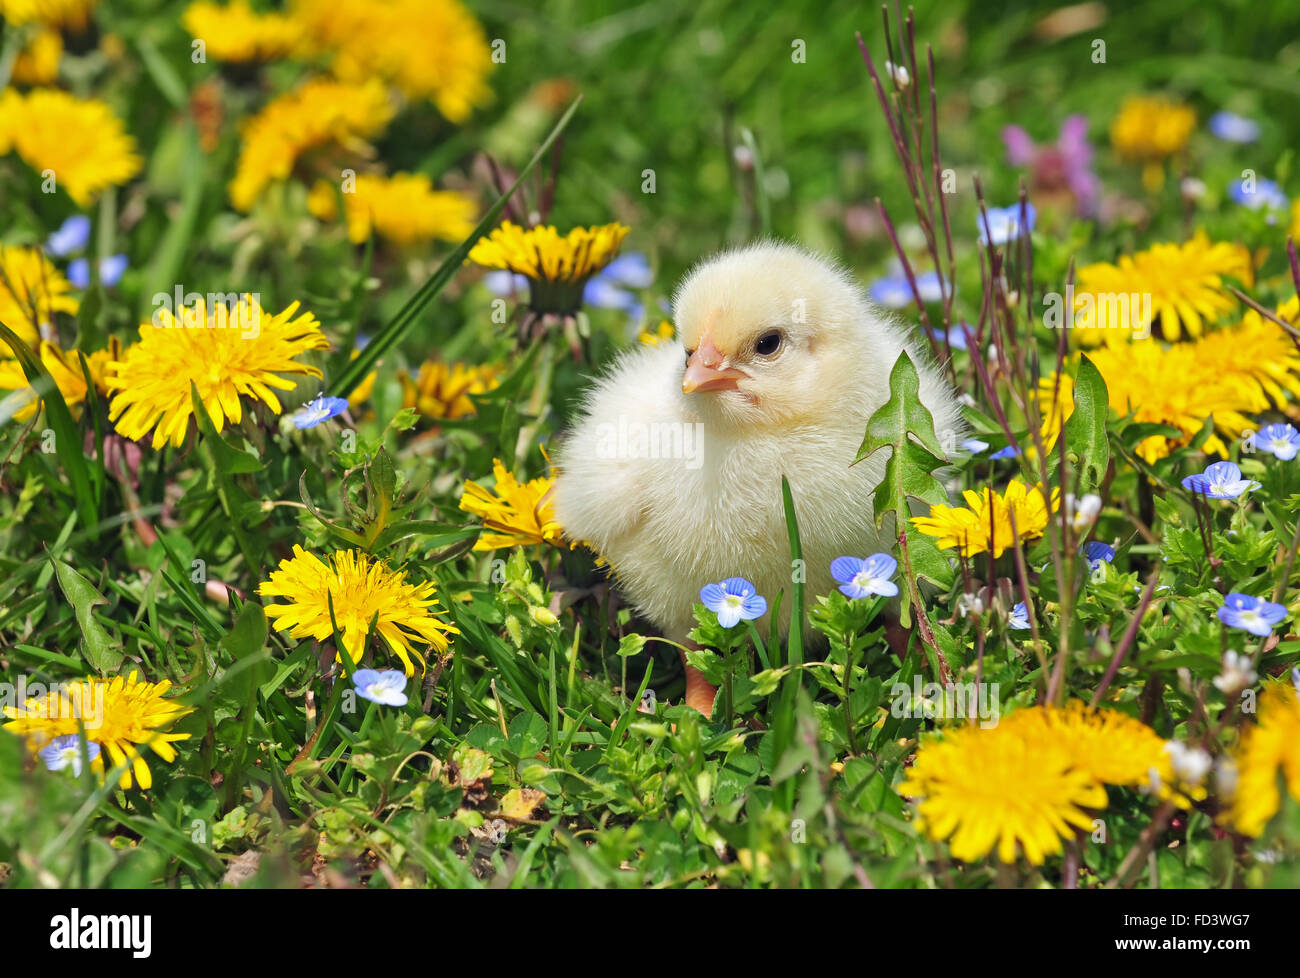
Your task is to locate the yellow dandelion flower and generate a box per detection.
[1073,232,1253,344]
[0,336,123,421]
[1229,296,1300,404]
[1111,95,1195,190]
[469,221,630,315]
[639,320,675,347]
[307,173,476,247]
[257,545,458,675]
[228,78,394,212]
[1045,301,1300,463]
[399,360,499,421]
[0,340,95,420]
[105,295,330,449]
[181,0,304,62]
[292,0,493,123]
[1034,371,1076,457]
[1001,701,1204,804]
[82,335,124,396]
[0,244,79,346]
[1227,682,1300,837]
[900,720,1107,865]
[1085,342,1258,463]
[470,221,629,284]
[11,28,62,84]
[3,671,192,790]
[911,479,1060,559]
[459,458,568,551]
[0,0,98,29]
[0,88,141,207]
[1111,95,1196,161]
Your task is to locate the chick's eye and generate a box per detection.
[754,330,782,356]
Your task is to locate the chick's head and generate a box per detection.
[673,242,887,431]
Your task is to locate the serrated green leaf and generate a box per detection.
[52,558,123,673]
[855,353,949,536]
[1064,355,1110,493]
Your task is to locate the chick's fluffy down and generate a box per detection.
[551,241,962,643]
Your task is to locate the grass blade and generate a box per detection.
[329,96,584,398]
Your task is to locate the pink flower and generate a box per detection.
[1001,115,1098,217]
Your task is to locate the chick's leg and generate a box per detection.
[678,640,717,717]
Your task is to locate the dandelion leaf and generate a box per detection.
[53,558,124,674]
[1063,354,1110,493]
[854,351,954,613]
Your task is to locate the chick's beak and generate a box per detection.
[682,334,745,394]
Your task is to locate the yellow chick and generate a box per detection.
[552,242,962,713]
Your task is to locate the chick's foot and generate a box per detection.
[680,647,717,717]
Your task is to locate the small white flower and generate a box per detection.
[1065,492,1103,533]
[885,60,910,89]
[956,592,984,619]
[1215,756,1238,799]
[1180,176,1207,200]
[1212,650,1257,695]
[1163,741,1213,788]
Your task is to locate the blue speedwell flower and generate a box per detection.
[1257,423,1300,461]
[38,734,100,776]
[989,444,1019,460]
[1229,177,1288,221]
[68,254,128,289]
[1082,541,1115,571]
[1181,461,1259,499]
[978,203,1036,246]
[1216,593,1287,637]
[483,270,530,296]
[830,554,899,600]
[596,252,653,289]
[292,394,350,429]
[583,251,652,323]
[961,437,989,454]
[700,577,767,628]
[353,669,409,707]
[928,323,969,351]
[1008,602,1030,630]
[869,276,912,309]
[46,215,91,257]
[870,270,945,309]
[1210,112,1260,144]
